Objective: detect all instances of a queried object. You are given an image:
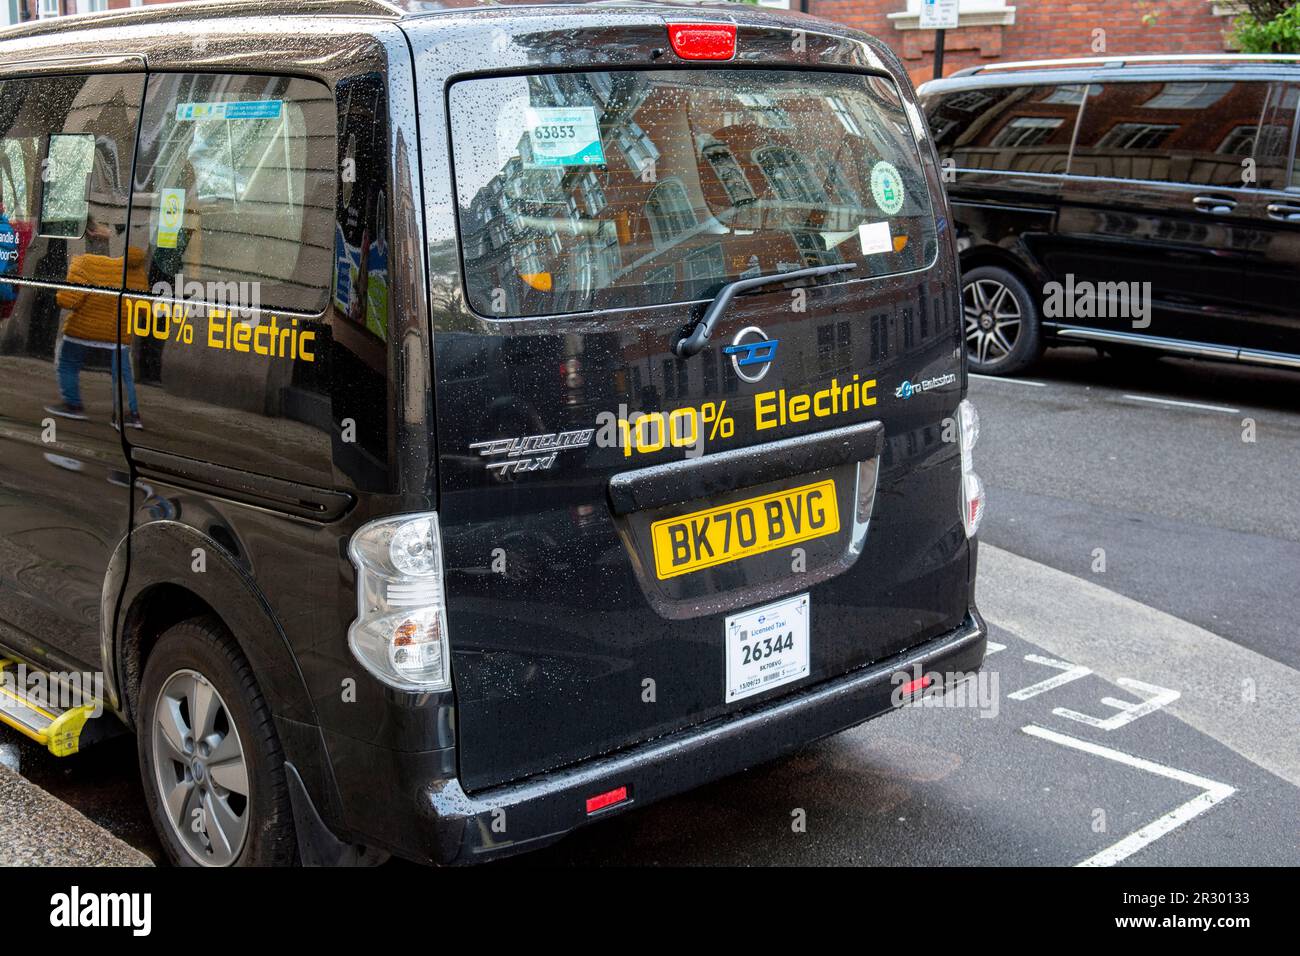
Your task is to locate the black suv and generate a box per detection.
[920,56,1300,375]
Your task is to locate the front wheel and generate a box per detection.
[137,617,297,866]
[962,265,1042,375]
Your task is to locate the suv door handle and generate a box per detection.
[1266,202,1300,223]
[1192,195,1237,215]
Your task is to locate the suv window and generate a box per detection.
[449,69,937,319]
[927,84,1083,174]
[1257,82,1300,191]
[0,73,142,287]
[1069,80,1269,188]
[126,73,335,312]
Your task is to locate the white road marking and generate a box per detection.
[980,545,1300,788]
[971,373,1048,387]
[1022,725,1235,867]
[1121,394,1240,414]
[984,640,1007,656]
[1007,654,1092,701]
[1053,677,1180,731]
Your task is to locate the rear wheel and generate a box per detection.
[137,617,296,867]
[962,265,1041,375]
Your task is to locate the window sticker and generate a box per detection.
[870,161,905,216]
[175,100,283,122]
[858,220,892,255]
[157,188,186,249]
[524,107,605,167]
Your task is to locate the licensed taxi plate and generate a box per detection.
[650,479,839,580]
[726,593,810,702]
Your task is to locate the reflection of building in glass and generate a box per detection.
[457,70,935,319]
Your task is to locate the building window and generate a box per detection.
[827,95,862,137]
[817,149,861,208]
[755,146,826,204]
[1143,82,1231,110]
[614,121,660,181]
[991,116,1064,148]
[645,179,697,249]
[1097,122,1179,150]
[38,0,61,18]
[703,143,755,206]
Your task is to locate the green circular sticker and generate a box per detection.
[871,161,905,216]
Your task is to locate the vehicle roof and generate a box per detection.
[0,0,821,41]
[919,56,1300,97]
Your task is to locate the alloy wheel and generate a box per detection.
[151,668,250,866]
[963,278,1022,366]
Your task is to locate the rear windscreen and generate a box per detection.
[449,69,937,319]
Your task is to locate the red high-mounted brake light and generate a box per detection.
[666,23,737,60]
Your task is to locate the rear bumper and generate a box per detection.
[417,609,987,864]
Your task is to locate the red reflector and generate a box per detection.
[901,676,933,696]
[667,23,736,60]
[585,785,629,815]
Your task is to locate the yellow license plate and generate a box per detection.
[650,480,840,580]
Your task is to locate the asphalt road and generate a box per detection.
[5,345,1299,867]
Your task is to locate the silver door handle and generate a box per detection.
[1192,195,1237,215]
[1266,202,1300,223]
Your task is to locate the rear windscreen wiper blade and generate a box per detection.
[673,262,857,359]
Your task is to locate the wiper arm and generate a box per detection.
[672,262,857,359]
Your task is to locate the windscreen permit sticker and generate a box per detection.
[524,107,605,167]
[176,100,283,122]
[157,188,185,249]
[858,220,892,255]
[870,161,905,216]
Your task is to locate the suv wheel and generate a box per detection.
[138,617,296,866]
[962,266,1041,375]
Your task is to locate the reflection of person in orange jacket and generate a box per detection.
[44,220,149,429]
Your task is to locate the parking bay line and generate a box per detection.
[1022,725,1235,867]
[979,545,1300,789]
[970,374,1048,387]
[1121,394,1240,414]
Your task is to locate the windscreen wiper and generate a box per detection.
[673,262,857,359]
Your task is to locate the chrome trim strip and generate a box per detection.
[1046,324,1300,368]
[1046,325,1238,360]
[1239,347,1300,370]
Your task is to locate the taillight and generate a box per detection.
[666,23,736,60]
[586,786,629,815]
[958,399,985,537]
[347,513,451,691]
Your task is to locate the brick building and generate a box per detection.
[793,1,1244,85]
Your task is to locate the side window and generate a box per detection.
[926,84,1082,174]
[0,72,141,287]
[126,73,335,313]
[1256,82,1299,192]
[1070,80,1269,188]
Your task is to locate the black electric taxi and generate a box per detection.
[920,55,1300,375]
[0,0,985,865]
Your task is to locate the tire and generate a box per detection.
[137,617,296,867]
[961,265,1042,375]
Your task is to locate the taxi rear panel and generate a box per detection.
[407,7,970,792]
